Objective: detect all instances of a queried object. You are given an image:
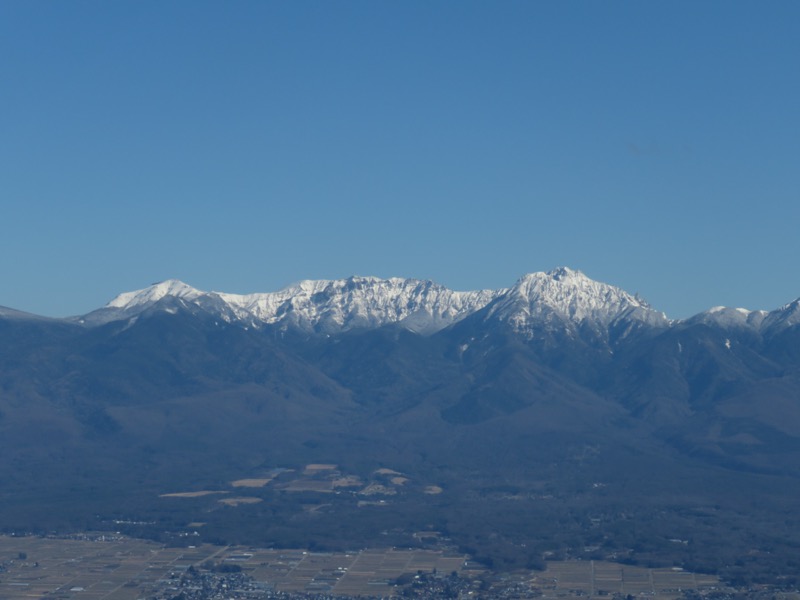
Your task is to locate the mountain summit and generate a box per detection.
[70,269,796,338]
[484,267,668,337]
[106,279,203,309]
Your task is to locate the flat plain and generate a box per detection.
[0,535,726,599]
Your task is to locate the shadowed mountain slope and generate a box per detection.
[2,269,800,581]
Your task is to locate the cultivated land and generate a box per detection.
[0,535,729,600]
[0,535,464,599]
[534,561,721,600]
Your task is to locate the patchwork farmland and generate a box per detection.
[0,535,725,599]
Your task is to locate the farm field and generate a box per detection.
[0,535,225,599]
[530,560,721,600]
[0,535,465,598]
[0,535,727,599]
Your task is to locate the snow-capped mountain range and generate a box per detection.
[4,265,800,569]
[85,275,502,334]
[72,267,797,337]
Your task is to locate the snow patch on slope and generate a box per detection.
[688,306,766,329]
[107,279,203,309]
[761,298,800,334]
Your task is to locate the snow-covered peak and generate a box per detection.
[106,279,203,310]
[760,298,800,334]
[548,266,585,282]
[686,306,765,329]
[486,267,667,334]
[217,276,501,334]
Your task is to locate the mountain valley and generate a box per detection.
[2,268,800,586]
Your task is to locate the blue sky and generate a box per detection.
[2,1,798,318]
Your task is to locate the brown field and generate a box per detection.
[231,478,273,487]
[159,490,229,498]
[374,468,402,476]
[218,496,263,506]
[303,463,337,475]
[332,475,363,488]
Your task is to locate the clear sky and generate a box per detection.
[2,1,798,319]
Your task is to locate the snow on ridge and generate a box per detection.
[774,297,800,313]
[106,279,203,309]
[97,269,673,335]
[686,305,764,329]
[487,267,665,332]
[70,272,800,336]
[707,306,752,316]
[218,276,502,333]
[760,297,800,332]
[105,276,501,334]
